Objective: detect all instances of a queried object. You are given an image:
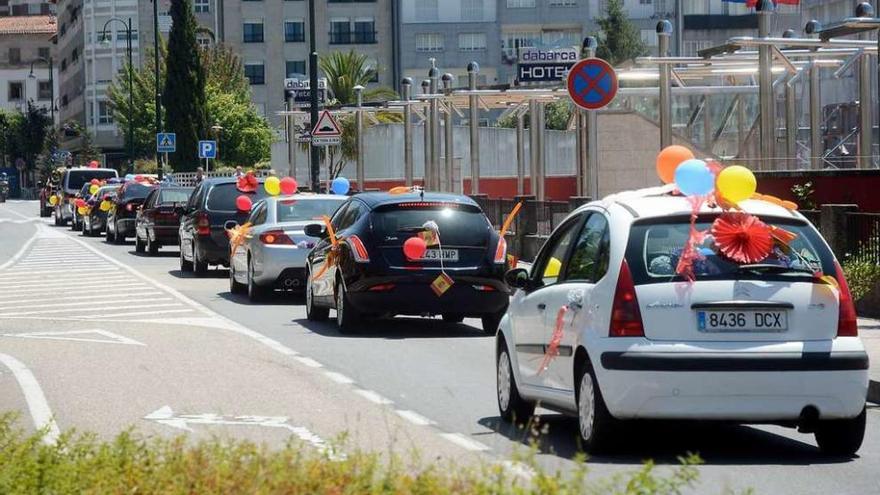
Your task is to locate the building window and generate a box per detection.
[329,19,351,44]
[244,62,265,85]
[243,20,264,43]
[71,48,79,62]
[194,0,209,13]
[38,81,52,100]
[461,0,483,21]
[415,33,443,52]
[98,101,114,124]
[542,29,580,47]
[118,29,138,41]
[38,47,50,60]
[415,0,437,22]
[353,19,376,44]
[458,33,486,51]
[502,31,540,57]
[549,0,576,5]
[284,20,305,42]
[506,0,535,7]
[8,81,23,101]
[8,47,20,64]
[285,60,306,77]
[60,58,67,72]
[640,0,652,4]
[196,34,212,47]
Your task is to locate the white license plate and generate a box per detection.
[421,249,459,262]
[697,310,788,332]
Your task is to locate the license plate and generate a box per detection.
[421,249,459,262]
[697,310,788,332]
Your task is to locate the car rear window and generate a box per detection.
[276,199,343,222]
[120,183,154,200]
[206,183,268,211]
[371,202,490,246]
[158,188,193,204]
[625,214,835,285]
[67,170,117,190]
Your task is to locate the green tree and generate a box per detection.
[594,0,647,66]
[496,100,572,131]
[108,44,166,159]
[206,89,272,166]
[163,0,208,170]
[0,109,24,167]
[319,50,397,105]
[37,128,66,178]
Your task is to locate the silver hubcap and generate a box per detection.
[578,372,596,442]
[497,351,512,412]
[336,285,344,326]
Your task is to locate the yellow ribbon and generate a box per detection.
[226,222,253,257]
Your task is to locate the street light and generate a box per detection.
[28,56,54,123]
[211,123,223,162]
[100,17,135,172]
[151,0,163,180]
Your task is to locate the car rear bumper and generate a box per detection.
[196,238,229,266]
[150,225,180,244]
[254,247,309,287]
[347,278,509,316]
[116,217,136,236]
[596,338,869,421]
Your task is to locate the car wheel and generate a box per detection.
[114,221,125,244]
[576,359,615,454]
[135,235,146,253]
[147,234,160,255]
[229,262,246,294]
[247,258,268,301]
[105,222,116,242]
[335,279,361,333]
[497,342,535,425]
[306,272,329,321]
[179,239,193,272]
[815,407,866,456]
[193,242,208,275]
[53,209,61,226]
[481,310,505,336]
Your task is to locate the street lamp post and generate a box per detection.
[308,0,319,191]
[28,56,54,123]
[211,123,223,163]
[152,0,164,181]
[101,17,134,173]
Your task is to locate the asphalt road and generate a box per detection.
[2,199,879,494]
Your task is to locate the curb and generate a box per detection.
[869,380,880,405]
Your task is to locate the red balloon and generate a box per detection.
[280,177,298,195]
[235,195,253,212]
[90,178,100,185]
[88,160,99,168]
[403,236,428,260]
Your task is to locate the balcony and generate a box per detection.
[329,31,377,44]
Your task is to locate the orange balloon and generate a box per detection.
[656,145,695,184]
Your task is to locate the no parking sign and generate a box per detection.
[566,58,618,111]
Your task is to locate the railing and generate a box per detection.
[535,201,570,236]
[845,212,880,264]
[170,170,272,188]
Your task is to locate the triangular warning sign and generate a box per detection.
[311,110,342,137]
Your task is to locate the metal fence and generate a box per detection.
[845,212,880,263]
[799,209,820,228]
[535,201,571,236]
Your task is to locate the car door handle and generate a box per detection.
[537,303,546,311]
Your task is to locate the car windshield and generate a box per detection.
[120,183,154,200]
[206,183,268,211]
[97,187,117,198]
[371,203,490,246]
[276,199,344,222]
[625,215,835,285]
[158,188,193,205]
[68,170,117,190]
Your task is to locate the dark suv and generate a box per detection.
[106,181,157,244]
[304,192,509,334]
[179,177,268,275]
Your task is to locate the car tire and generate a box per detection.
[815,407,866,456]
[147,234,160,255]
[497,342,535,425]
[53,209,62,226]
[105,222,115,243]
[442,313,465,324]
[229,262,246,294]
[135,235,146,253]
[193,242,208,275]
[335,279,361,333]
[179,240,193,272]
[481,310,505,336]
[247,258,268,301]
[306,272,329,321]
[576,359,615,454]
[114,221,125,244]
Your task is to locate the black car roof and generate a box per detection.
[354,191,480,210]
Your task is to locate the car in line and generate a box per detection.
[82,184,121,236]
[229,194,346,300]
[303,192,509,334]
[39,180,55,217]
[179,176,268,275]
[106,181,157,244]
[495,193,868,456]
[135,185,194,255]
[70,183,95,232]
[53,167,118,226]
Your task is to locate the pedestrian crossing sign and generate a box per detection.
[157,133,176,153]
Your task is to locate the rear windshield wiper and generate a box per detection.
[736,264,815,275]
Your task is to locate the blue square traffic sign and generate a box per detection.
[198,140,217,159]
[157,133,176,153]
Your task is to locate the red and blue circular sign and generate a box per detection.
[567,58,618,111]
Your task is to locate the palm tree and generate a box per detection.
[318,50,397,105]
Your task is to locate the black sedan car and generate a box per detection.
[179,177,268,275]
[135,186,194,255]
[304,192,509,334]
[106,181,157,244]
[82,185,120,236]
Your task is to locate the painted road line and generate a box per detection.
[395,409,436,426]
[0,298,175,312]
[0,283,150,294]
[3,329,146,346]
[0,288,161,302]
[354,389,393,405]
[294,356,323,368]
[0,208,32,220]
[78,309,197,319]
[323,371,355,384]
[439,433,491,452]
[0,229,41,271]
[0,353,61,445]
[0,302,184,317]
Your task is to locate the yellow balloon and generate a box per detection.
[544,257,562,279]
[49,195,58,206]
[77,206,88,215]
[89,184,100,195]
[100,200,112,212]
[265,176,281,196]
[716,165,756,204]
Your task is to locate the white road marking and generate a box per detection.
[354,389,393,405]
[0,229,41,271]
[395,409,436,426]
[0,283,149,295]
[78,309,196,319]
[0,353,60,445]
[294,356,323,368]
[439,433,491,452]
[0,298,174,312]
[0,208,31,220]
[0,288,161,302]
[0,268,121,277]
[323,371,355,384]
[0,302,184,317]
[3,329,146,346]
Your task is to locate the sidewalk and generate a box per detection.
[859,317,880,404]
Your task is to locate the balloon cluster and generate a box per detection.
[656,145,757,204]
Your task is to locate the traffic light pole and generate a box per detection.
[308,0,320,191]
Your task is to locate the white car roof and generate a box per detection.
[262,193,346,203]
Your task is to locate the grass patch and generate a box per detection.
[0,413,710,494]
[842,259,880,301]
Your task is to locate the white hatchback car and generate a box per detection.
[496,192,868,455]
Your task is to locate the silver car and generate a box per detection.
[229,194,346,301]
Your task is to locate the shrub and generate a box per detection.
[842,259,880,301]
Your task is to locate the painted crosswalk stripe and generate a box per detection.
[3,298,175,312]
[0,290,162,303]
[0,302,185,317]
[79,309,196,319]
[0,281,145,292]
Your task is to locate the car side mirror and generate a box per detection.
[304,223,327,238]
[504,268,530,290]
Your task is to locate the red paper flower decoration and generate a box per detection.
[237,171,258,193]
[711,212,773,264]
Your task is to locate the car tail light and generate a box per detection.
[494,237,507,264]
[347,235,370,263]
[196,212,211,236]
[260,230,294,245]
[126,203,134,212]
[834,261,858,337]
[472,284,496,292]
[368,283,396,292]
[609,260,645,337]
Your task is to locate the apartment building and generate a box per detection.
[1,0,54,16]
[0,14,57,120]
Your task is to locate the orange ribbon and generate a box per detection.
[312,215,339,280]
[226,222,252,257]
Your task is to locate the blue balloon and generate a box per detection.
[674,159,714,196]
[330,176,350,195]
